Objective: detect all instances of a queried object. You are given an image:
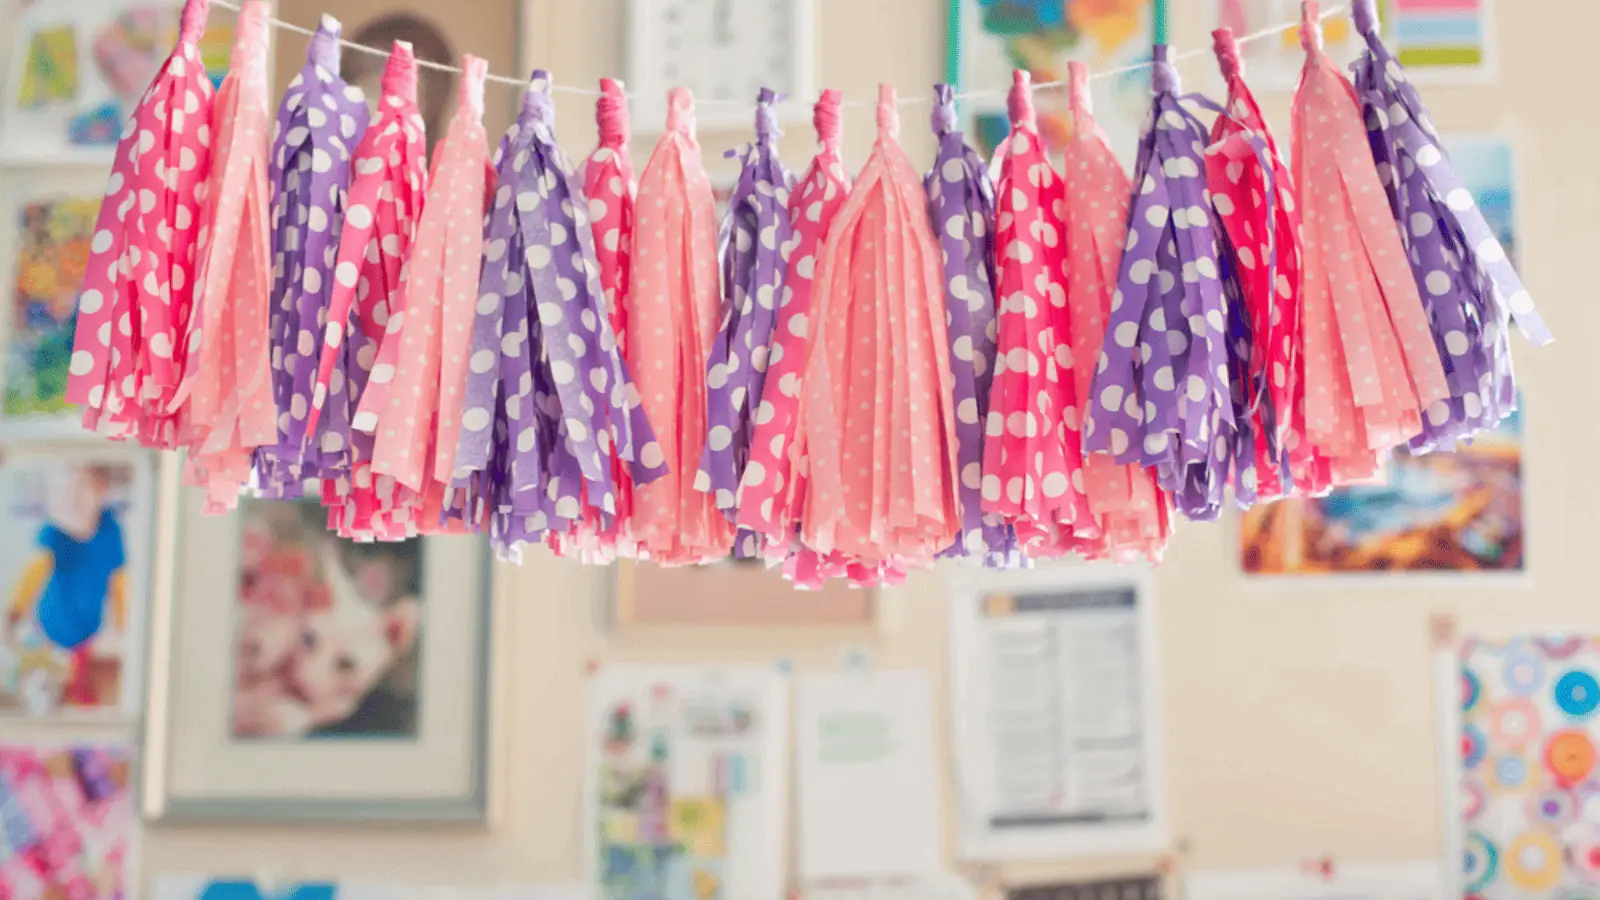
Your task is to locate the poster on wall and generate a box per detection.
[1239,403,1526,576]
[0,741,137,900]
[947,0,1153,163]
[587,665,789,900]
[0,0,232,164]
[1389,0,1494,82]
[1446,636,1600,898]
[0,174,104,437]
[946,565,1166,861]
[145,494,491,823]
[0,448,153,719]
[795,669,943,882]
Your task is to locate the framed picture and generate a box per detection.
[945,0,1154,164]
[143,478,494,822]
[946,563,1167,861]
[0,170,105,438]
[0,446,155,720]
[613,558,874,628]
[0,740,139,900]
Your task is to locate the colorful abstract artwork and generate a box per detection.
[948,0,1153,163]
[0,742,136,900]
[1457,638,1600,897]
[589,667,787,900]
[1391,0,1490,76]
[1239,406,1525,575]
[4,191,100,428]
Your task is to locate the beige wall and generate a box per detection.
[1,0,1595,895]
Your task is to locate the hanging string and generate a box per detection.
[207,0,1348,110]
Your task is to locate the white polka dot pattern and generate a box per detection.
[798,84,958,571]
[1291,7,1449,485]
[626,88,734,565]
[69,0,216,448]
[170,0,276,514]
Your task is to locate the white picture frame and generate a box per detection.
[141,460,495,823]
[946,562,1168,861]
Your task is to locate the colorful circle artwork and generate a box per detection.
[1506,831,1563,890]
[1490,698,1542,749]
[1505,645,1546,696]
[1464,831,1499,894]
[1570,828,1600,883]
[1539,636,1586,660]
[1558,670,1600,718]
[1464,723,1488,770]
[1463,780,1487,820]
[1548,730,1599,787]
[1464,667,1482,712]
[1491,754,1532,793]
[1528,789,1577,828]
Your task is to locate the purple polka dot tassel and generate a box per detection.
[1084,46,1238,522]
[256,15,370,500]
[1349,0,1552,453]
[452,72,663,563]
[926,83,1016,567]
[697,89,794,559]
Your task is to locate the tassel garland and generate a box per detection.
[62,5,1553,584]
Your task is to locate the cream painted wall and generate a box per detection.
[0,0,1594,896]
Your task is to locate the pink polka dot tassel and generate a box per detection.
[305,40,428,540]
[1349,0,1552,454]
[453,73,664,563]
[697,89,794,560]
[798,84,959,576]
[925,83,1017,568]
[984,71,1098,557]
[1060,62,1172,562]
[1291,0,1449,486]
[573,78,645,560]
[68,0,217,448]
[170,0,276,514]
[1205,31,1304,503]
[627,88,733,566]
[357,56,493,536]
[256,16,371,501]
[733,91,869,583]
[1085,46,1239,522]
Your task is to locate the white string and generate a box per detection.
[208,0,1348,109]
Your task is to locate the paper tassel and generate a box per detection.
[453,72,663,562]
[924,83,1016,567]
[628,88,732,565]
[1086,46,1237,522]
[1292,0,1449,484]
[1349,0,1552,453]
[256,16,370,499]
[984,71,1097,555]
[576,78,641,558]
[1060,62,1172,562]
[698,89,795,559]
[68,0,216,447]
[1205,30,1302,502]
[733,91,855,572]
[305,41,428,540]
[170,0,275,513]
[355,55,493,535]
[800,84,958,569]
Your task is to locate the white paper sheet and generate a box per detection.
[1185,860,1445,900]
[946,565,1166,861]
[585,665,789,900]
[795,669,943,881]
